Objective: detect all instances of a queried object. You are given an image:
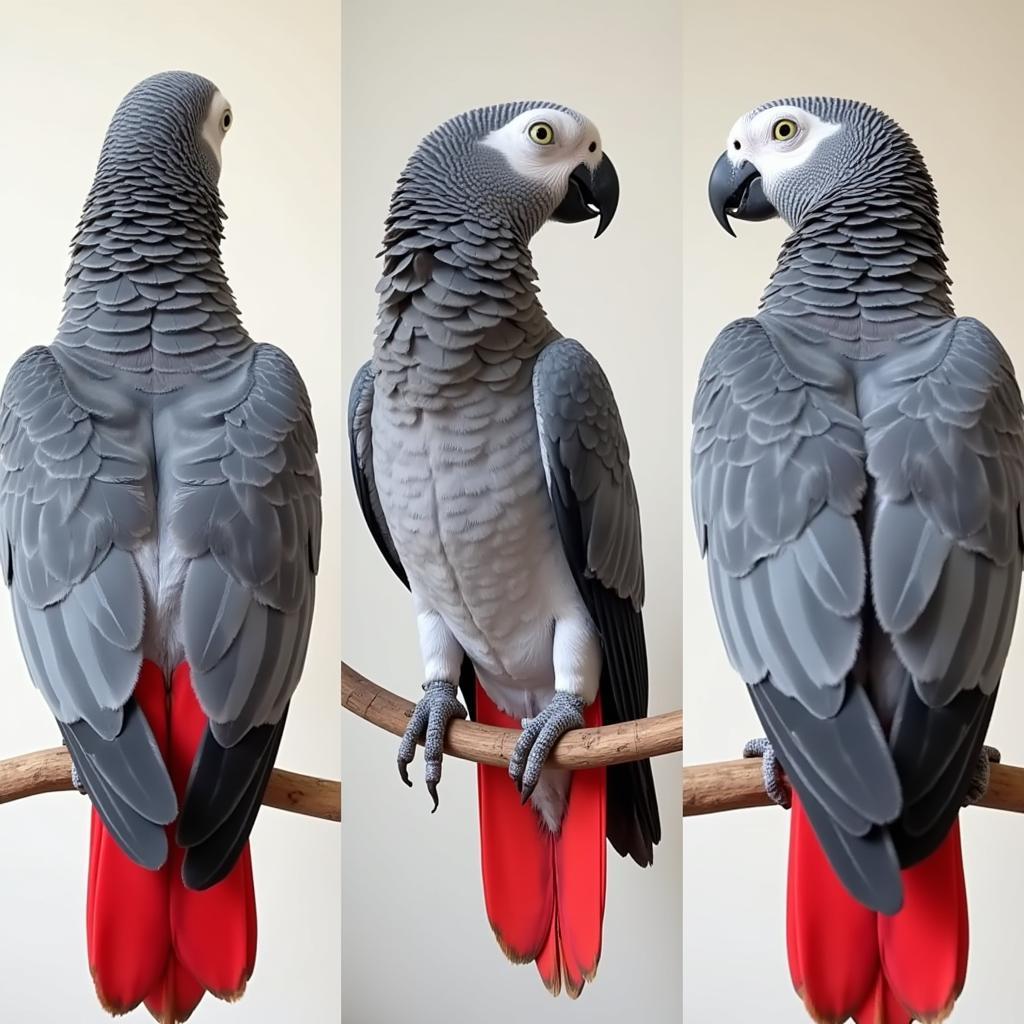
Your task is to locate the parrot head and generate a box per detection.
[400,102,619,239]
[95,71,234,191]
[708,97,933,234]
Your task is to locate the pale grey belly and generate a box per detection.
[373,387,581,694]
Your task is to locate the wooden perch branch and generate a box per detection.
[0,747,341,822]
[342,661,681,768]
[683,756,1024,817]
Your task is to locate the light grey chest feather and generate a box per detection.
[372,380,569,680]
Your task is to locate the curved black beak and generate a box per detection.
[551,154,619,237]
[708,152,777,236]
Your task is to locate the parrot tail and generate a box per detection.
[787,793,967,1024]
[87,661,257,1022]
[475,681,606,998]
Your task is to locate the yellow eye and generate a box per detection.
[528,121,555,146]
[772,118,798,142]
[221,109,233,132]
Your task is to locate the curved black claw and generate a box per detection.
[397,679,467,811]
[509,692,586,803]
[743,737,791,809]
[964,744,1002,807]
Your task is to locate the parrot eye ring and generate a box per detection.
[771,118,798,142]
[528,121,555,146]
[221,109,233,132]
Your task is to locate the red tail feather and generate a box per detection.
[165,664,255,1002]
[787,795,967,1024]
[854,976,912,1024]
[476,682,606,997]
[87,660,256,1022]
[876,820,966,1022]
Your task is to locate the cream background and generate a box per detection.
[683,1,1024,1020]
[340,1,682,1021]
[0,2,340,1021]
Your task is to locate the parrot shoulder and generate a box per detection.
[0,343,152,602]
[692,315,867,576]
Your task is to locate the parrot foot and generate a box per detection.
[743,737,791,809]
[397,679,468,812]
[964,744,1002,806]
[509,691,586,804]
[69,758,86,795]
[63,739,86,795]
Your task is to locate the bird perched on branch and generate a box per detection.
[694,96,1024,1023]
[0,71,321,1020]
[349,102,660,996]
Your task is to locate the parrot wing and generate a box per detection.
[347,360,407,587]
[865,315,1024,864]
[172,342,321,889]
[0,346,175,868]
[692,316,904,911]
[532,338,660,866]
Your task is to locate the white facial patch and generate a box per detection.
[200,89,233,168]
[726,104,841,187]
[482,107,602,194]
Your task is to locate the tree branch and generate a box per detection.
[342,661,681,768]
[683,756,1024,817]
[0,747,341,822]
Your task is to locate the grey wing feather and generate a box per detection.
[693,318,904,911]
[172,342,321,888]
[0,347,174,867]
[533,338,660,866]
[865,316,1024,862]
[348,360,408,587]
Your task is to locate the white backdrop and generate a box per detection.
[340,1,683,1021]
[682,1,1024,1020]
[0,2,341,1020]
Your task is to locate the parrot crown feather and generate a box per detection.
[80,71,225,245]
[758,96,941,230]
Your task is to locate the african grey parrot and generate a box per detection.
[349,102,660,995]
[695,96,1024,1022]
[0,72,321,1020]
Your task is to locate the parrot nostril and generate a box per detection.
[733,140,741,150]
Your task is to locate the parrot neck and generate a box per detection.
[373,209,557,406]
[761,182,954,344]
[54,179,251,384]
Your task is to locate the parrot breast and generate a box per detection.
[372,378,599,717]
